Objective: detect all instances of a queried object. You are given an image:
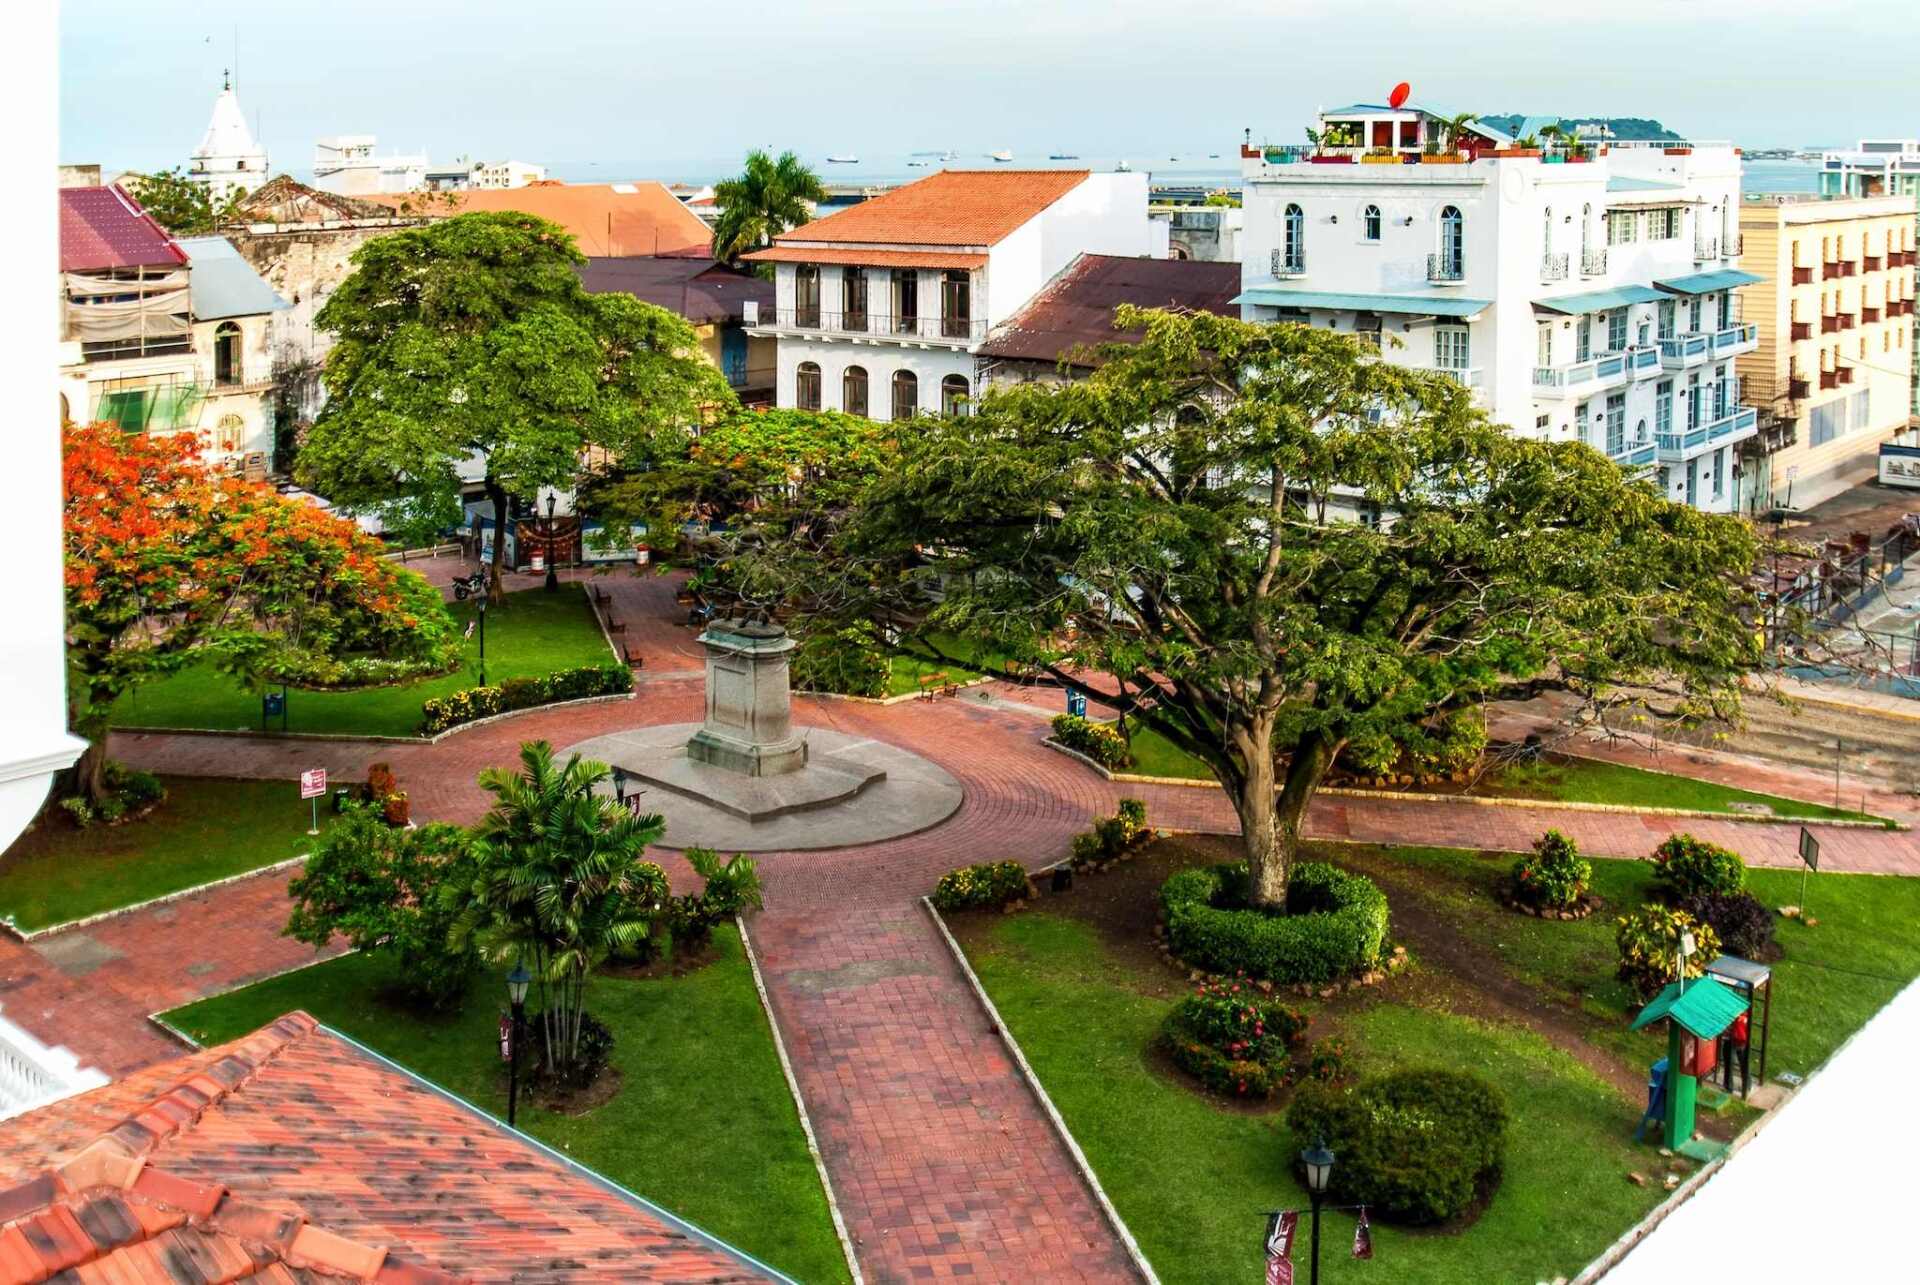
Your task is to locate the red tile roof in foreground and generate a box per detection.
[59,185,189,274]
[0,1013,780,1284]
[740,246,988,270]
[977,253,1243,367]
[771,169,1091,248]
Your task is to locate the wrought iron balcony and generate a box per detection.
[1580,248,1608,277]
[1269,250,1306,279]
[754,307,986,343]
[1426,254,1466,284]
[1693,236,1719,262]
[1540,252,1570,282]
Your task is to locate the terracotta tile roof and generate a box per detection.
[0,1013,784,1284]
[363,183,712,258]
[739,246,988,270]
[577,256,772,325]
[771,169,1091,248]
[976,253,1243,367]
[59,185,189,273]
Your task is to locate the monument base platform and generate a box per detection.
[567,723,963,852]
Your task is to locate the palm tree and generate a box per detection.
[1442,112,1483,153]
[710,149,826,266]
[450,741,668,1077]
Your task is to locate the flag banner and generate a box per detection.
[1264,1210,1297,1285]
[1353,1207,1373,1260]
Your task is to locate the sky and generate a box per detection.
[60,0,1920,181]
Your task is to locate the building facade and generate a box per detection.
[1820,140,1920,415]
[1736,193,1916,511]
[187,76,268,202]
[471,159,547,189]
[744,169,1152,418]
[1238,104,1760,513]
[312,135,429,195]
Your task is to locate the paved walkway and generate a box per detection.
[18,671,1920,1281]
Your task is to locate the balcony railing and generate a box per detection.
[1581,248,1608,277]
[1836,310,1856,330]
[1820,370,1839,389]
[1863,305,1883,323]
[1541,252,1570,282]
[1656,333,1712,366]
[1837,365,1855,384]
[1726,232,1743,257]
[1626,344,1662,377]
[1426,254,1465,284]
[1656,406,1756,460]
[1425,365,1483,389]
[1694,236,1719,261]
[1790,320,1812,340]
[1792,265,1814,285]
[1610,441,1658,468]
[1788,377,1811,400]
[1711,322,1758,354]
[1864,254,1884,272]
[0,1012,107,1120]
[1822,314,1842,334]
[1532,350,1629,392]
[754,307,987,343]
[1270,250,1306,279]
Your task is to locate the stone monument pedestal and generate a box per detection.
[684,619,809,777]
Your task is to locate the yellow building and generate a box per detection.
[1737,193,1916,511]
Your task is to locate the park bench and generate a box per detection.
[622,642,645,668]
[917,671,958,700]
[606,615,627,636]
[592,585,612,606]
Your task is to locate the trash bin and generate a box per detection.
[332,787,353,814]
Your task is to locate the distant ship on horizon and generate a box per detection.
[1049,152,1079,160]
[990,149,1013,163]
[826,154,859,164]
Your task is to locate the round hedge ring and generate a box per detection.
[1160,862,1389,985]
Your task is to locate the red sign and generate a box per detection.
[499,1013,513,1062]
[1388,81,1411,109]
[299,768,327,800]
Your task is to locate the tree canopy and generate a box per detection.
[709,150,825,266]
[296,211,733,596]
[777,309,1762,906]
[121,167,245,235]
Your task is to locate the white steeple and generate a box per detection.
[189,71,268,203]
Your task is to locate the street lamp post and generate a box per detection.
[506,961,531,1126]
[1300,1141,1335,1285]
[543,492,560,594]
[476,590,488,688]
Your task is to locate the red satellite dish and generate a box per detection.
[1388,82,1411,110]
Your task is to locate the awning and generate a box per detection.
[1533,285,1667,315]
[1656,269,1765,294]
[1631,978,1749,1041]
[1232,287,1491,318]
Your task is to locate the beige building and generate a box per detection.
[1737,193,1917,511]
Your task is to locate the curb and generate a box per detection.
[922,897,1161,1285]
[1039,739,1897,830]
[3,855,311,942]
[737,914,866,1285]
[143,948,361,1050]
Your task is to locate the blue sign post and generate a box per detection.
[1066,690,1087,718]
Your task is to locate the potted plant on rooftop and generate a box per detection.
[1493,133,1543,159]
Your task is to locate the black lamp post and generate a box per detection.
[476,589,488,688]
[506,961,531,1126]
[1300,1140,1335,1285]
[543,492,560,594]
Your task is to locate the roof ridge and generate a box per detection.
[106,1010,319,1158]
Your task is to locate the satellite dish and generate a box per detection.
[1388,82,1411,110]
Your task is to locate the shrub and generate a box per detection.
[1615,905,1722,1000]
[1161,978,1308,1098]
[1509,830,1591,910]
[1117,797,1147,832]
[499,676,551,711]
[1050,714,1130,770]
[664,848,764,951]
[1069,800,1152,869]
[57,797,94,828]
[367,762,399,800]
[1305,1036,1350,1083]
[1647,834,1746,900]
[1674,890,1777,960]
[791,623,892,698]
[1287,1069,1508,1225]
[528,1009,616,1091]
[932,860,1032,912]
[420,664,631,734]
[1161,863,1389,984]
[56,763,167,828]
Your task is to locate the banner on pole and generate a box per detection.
[300,768,327,800]
[499,1013,513,1062]
[1263,1211,1297,1285]
[1353,1207,1373,1260]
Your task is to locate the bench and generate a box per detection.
[606,616,627,636]
[622,642,645,668]
[592,585,612,606]
[917,671,959,700]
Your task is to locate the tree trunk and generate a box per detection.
[1239,729,1337,911]
[486,478,510,606]
[67,702,112,807]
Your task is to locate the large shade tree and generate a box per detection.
[709,150,825,267]
[62,422,455,802]
[785,310,1762,908]
[296,211,732,601]
[122,167,245,235]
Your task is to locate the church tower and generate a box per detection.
[188,72,269,203]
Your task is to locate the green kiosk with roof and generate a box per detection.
[1632,974,1751,1162]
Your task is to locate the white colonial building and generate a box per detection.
[187,75,269,203]
[1238,102,1761,512]
[744,169,1151,417]
[312,135,429,196]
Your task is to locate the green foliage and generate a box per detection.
[284,805,477,1010]
[1674,891,1777,961]
[55,762,165,828]
[1648,833,1747,899]
[1510,829,1592,910]
[530,1010,616,1091]
[1287,1069,1509,1225]
[790,622,892,697]
[1160,862,1389,984]
[1068,799,1152,869]
[1305,1035,1351,1082]
[666,848,765,951]
[931,860,1032,913]
[1615,906,1721,1000]
[1161,977,1308,1098]
[1051,715,1130,769]
[709,149,827,265]
[419,662,631,734]
[122,167,245,234]
[1342,707,1488,778]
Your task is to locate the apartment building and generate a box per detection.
[1238,102,1759,513]
[1736,193,1916,510]
[1820,140,1920,415]
[312,135,429,196]
[743,169,1152,417]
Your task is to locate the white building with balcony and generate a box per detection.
[1237,103,1761,512]
[743,169,1151,418]
[312,135,429,196]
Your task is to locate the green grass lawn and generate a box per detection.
[885,631,1020,697]
[0,777,330,932]
[114,587,614,739]
[162,926,849,1284]
[1110,726,1880,822]
[964,912,1667,1284]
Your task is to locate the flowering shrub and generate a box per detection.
[1305,1036,1350,1083]
[1050,715,1130,769]
[1615,905,1722,999]
[1069,799,1152,868]
[1161,978,1308,1098]
[1648,834,1747,899]
[931,860,1032,913]
[1509,829,1592,910]
[419,663,632,734]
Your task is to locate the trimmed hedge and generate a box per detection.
[1161,862,1389,985]
[419,662,632,734]
[1050,714,1130,769]
[1287,1068,1508,1225]
[932,860,1032,913]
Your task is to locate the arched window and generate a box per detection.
[941,373,970,416]
[842,364,868,417]
[891,369,918,420]
[214,322,242,387]
[1581,203,1592,248]
[842,267,868,332]
[795,265,821,327]
[1437,206,1464,277]
[1282,203,1305,272]
[1362,204,1381,242]
[795,361,821,411]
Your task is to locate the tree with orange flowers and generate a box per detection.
[62,422,456,803]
